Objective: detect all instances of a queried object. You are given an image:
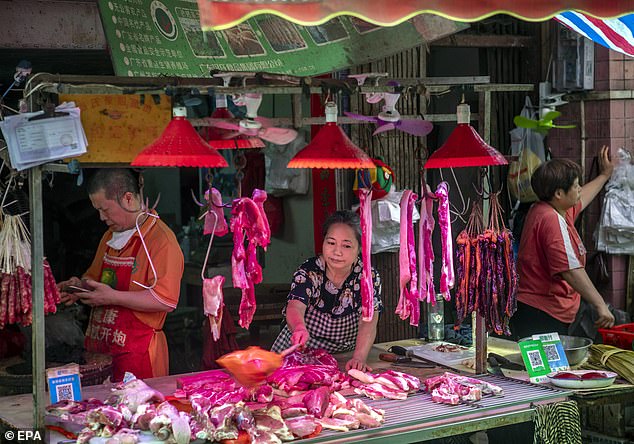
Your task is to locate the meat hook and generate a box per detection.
[132,211,159,290]
[200,212,218,281]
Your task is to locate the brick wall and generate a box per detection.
[547,45,629,310]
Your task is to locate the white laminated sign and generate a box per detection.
[0,102,87,170]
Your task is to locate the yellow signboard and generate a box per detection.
[59,94,171,163]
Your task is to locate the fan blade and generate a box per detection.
[365,93,385,104]
[258,127,298,145]
[207,118,242,131]
[551,124,576,129]
[514,115,539,129]
[254,116,274,128]
[373,123,396,135]
[344,111,380,123]
[540,110,561,122]
[396,119,434,137]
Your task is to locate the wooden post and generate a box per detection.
[474,90,493,374]
[29,165,46,433]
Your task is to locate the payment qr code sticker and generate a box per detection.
[543,344,561,361]
[55,383,75,401]
[527,350,546,370]
[518,339,552,382]
[47,364,82,404]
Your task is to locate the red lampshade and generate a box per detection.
[424,103,507,169]
[288,102,375,169]
[205,95,265,150]
[132,107,228,168]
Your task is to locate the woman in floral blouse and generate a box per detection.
[271,210,382,371]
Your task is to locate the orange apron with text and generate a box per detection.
[85,238,155,381]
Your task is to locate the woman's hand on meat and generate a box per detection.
[291,326,310,347]
[345,357,371,372]
[78,279,115,307]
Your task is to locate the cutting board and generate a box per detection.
[406,342,474,366]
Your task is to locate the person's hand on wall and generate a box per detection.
[598,145,615,179]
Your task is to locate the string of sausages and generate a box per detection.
[455,194,518,335]
[0,214,60,329]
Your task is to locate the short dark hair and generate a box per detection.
[322,210,362,245]
[87,169,140,201]
[531,159,582,202]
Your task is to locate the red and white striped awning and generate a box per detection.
[197,0,634,30]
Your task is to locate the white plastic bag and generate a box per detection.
[367,189,420,254]
[263,133,309,196]
[507,96,547,203]
[596,148,634,254]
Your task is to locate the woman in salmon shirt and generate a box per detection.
[511,146,615,339]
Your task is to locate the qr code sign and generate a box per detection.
[55,383,75,401]
[542,344,561,361]
[527,350,545,370]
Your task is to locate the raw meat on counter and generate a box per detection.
[47,348,388,442]
[424,372,504,406]
[348,368,421,400]
[281,347,339,368]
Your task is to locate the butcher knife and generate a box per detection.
[389,345,438,367]
[379,352,435,368]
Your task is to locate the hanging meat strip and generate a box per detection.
[395,190,419,325]
[435,182,454,301]
[203,275,226,341]
[204,187,229,236]
[358,188,374,322]
[230,189,271,329]
[418,190,436,304]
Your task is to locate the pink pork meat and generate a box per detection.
[418,191,436,304]
[358,188,375,321]
[395,190,419,324]
[204,187,229,236]
[202,275,225,341]
[230,189,272,329]
[435,182,454,301]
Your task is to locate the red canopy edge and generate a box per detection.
[197,0,634,30]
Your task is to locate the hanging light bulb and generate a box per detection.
[132,107,228,167]
[424,102,507,169]
[288,101,375,169]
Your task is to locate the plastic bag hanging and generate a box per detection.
[596,148,634,254]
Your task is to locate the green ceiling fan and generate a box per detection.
[513,110,576,135]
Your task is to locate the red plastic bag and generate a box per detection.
[217,346,283,386]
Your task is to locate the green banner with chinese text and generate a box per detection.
[98,0,467,77]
